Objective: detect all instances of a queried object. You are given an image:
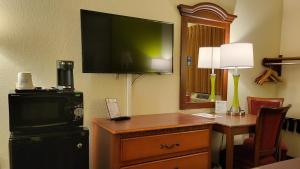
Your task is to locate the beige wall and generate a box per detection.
[0,0,283,168]
[278,0,300,157]
[131,0,237,115]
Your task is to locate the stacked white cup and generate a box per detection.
[16,72,34,90]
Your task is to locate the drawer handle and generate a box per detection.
[160,143,180,149]
[77,143,83,149]
[174,167,179,169]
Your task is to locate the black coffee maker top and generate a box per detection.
[57,60,74,69]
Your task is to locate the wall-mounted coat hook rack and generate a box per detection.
[262,55,300,76]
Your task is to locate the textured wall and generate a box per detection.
[0,0,283,168]
[278,0,300,157]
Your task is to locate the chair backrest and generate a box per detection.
[247,96,284,115]
[254,105,291,166]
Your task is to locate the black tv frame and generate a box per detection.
[80,9,174,74]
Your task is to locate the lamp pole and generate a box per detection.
[230,67,241,114]
[209,48,216,101]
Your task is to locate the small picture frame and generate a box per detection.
[105,98,121,119]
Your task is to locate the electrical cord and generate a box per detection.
[131,74,144,86]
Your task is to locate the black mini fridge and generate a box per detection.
[9,128,89,169]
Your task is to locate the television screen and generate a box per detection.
[80,10,174,74]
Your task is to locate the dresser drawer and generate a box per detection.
[121,129,209,161]
[121,152,208,169]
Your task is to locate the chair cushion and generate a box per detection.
[243,137,254,147]
[280,140,288,151]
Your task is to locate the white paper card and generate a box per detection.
[215,100,227,114]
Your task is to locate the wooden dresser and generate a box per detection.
[92,113,214,169]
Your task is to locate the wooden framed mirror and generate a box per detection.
[178,3,236,109]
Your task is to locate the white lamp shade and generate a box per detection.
[220,43,254,69]
[198,47,220,69]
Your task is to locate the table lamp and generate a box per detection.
[198,47,220,101]
[220,43,254,115]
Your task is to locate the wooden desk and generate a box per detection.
[92,113,257,169]
[92,113,214,169]
[213,114,257,169]
[253,158,300,169]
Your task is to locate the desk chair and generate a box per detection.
[233,105,291,169]
[246,96,287,160]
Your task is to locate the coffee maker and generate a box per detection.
[57,60,74,90]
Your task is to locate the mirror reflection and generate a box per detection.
[185,23,226,103]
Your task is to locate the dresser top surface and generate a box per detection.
[93,113,214,134]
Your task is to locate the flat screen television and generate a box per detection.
[80,9,174,74]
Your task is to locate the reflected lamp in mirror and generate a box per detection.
[198,47,221,102]
[151,58,172,72]
[220,43,254,115]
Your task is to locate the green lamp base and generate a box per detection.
[227,106,245,116]
[208,74,216,102]
[227,74,245,116]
